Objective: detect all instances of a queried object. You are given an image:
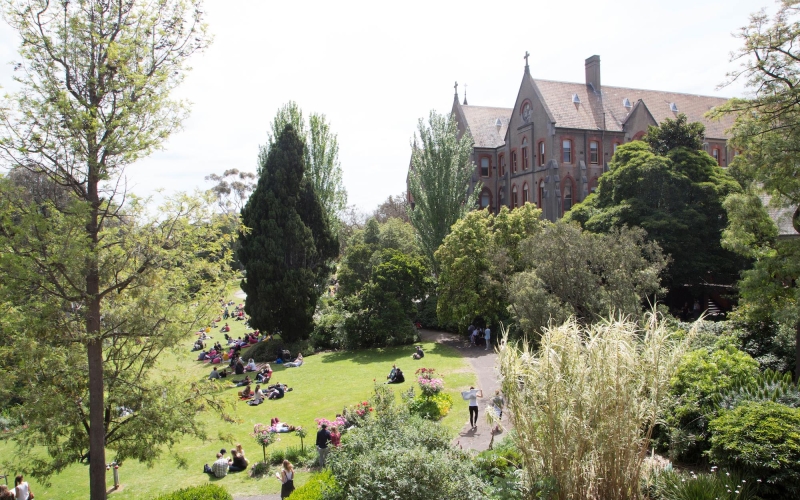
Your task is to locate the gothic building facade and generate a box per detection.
[417,55,736,221]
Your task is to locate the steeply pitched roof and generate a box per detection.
[532,78,734,139]
[460,105,511,148]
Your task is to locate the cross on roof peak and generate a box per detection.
[524,51,530,67]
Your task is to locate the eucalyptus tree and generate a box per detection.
[407,110,477,272]
[0,1,212,497]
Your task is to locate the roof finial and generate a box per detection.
[524,51,530,73]
[463,83,468,105]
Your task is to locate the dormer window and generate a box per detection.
[670,102,678,112]
[572,94,581,105]
[623,98,632,108]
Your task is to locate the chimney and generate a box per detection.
[585,55,601,92]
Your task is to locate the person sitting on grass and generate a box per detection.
[209,367,221,380]
[221,323,230,333]
[234,358,245,375]
[208,452,230,478]
[387,367,405,384]
[192,339,205,351]
[229,447,248,472]
[284,353,304,368]
[239,384,253,400]
[266,383,288,399]
[412,345,424,360]
[197,350,209,361]
[256,365,273,383]
[248,385,265,405]
[245,358,258,372]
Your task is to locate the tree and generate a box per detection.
[713,1,800,380]
[0,2,210,497]
[205,168,257,213]
[0,179,233,486]
[509,222,667,336]
[239,124,338,343]
[373,191,410,223]
[266,101,347,232]
[435,203,545,332]
[407,110,478,272]
[567,119,744,295]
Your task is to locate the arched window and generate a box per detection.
[712,148,720,165]
[562,139,572,164]
[538,179,545,208]
[511,150,518,173]
[589,140,599,164]
[589,177,598,194]
[511,184,518,209]
[499,154,505,176]
[562,178,574,215]
[480,188,491,210]
[522,182,529,204]
[613,142,621,154]
[480,156,490,177]
[498,188,505,208]
[538,140,545,166]
[522,138,529,170]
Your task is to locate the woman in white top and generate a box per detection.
[461,386,483,429]
[15,474,33,500]
[276,459,295,498]
[246,358,258,372]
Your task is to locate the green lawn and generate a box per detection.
[0,294,475,499]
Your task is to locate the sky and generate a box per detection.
[0,0,768,213]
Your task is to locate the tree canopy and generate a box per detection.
[566,117,744,294]
[407,110,477,272]
[239,124,338,343]
[266,101,348,232]
[0,1,212,497]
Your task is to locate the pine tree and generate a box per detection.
[239,125,337,342]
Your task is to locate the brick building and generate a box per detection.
[414,55,737,221]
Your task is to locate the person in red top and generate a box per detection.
[330,426,341,447]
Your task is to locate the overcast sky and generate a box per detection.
[0,0,768,213]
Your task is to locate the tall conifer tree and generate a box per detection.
[239,125,337,342]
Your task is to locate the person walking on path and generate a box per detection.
[462,386,483,429]
[316,423,332,467]
[484,326,491,350]
[491,389,505,433]
[276,459,295,498]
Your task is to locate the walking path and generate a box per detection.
[233,329,504,500]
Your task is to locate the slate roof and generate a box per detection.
[532,79,735,139]
[760,193,799,239]
[460,105,512,148]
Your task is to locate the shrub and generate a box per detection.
[325,385,489,499]
[651,468,759,500]
[709,401,800,499]
[152,484,232,500]
[267,445,317,468]
[407,392,453,420]
[714,369,800,410]
[666,345,759,462]
[475,436,524,499]
[250,461,270,478]
[246,337,313,363]
[290,470,339,500]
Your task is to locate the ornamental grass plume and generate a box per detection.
[498,313,689,500]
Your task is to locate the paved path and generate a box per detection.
[233,329,504,500]
[418,329,509,453]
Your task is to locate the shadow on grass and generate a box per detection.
[319,335,463,365]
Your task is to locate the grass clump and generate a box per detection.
[152,484,232,500]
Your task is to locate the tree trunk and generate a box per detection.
[87,172,107,500]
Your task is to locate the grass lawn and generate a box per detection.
[0,293,475,499]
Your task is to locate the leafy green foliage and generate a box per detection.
[567,124,744,292]
[266,101,348,232]
[436,204,545,331]
[644,113,705,156]
[407,110,478,271]
[651,469,759,500]
[405,390,454,420]
[290,470,339,500]
[474,437,524,499]
[325,385,489,499]
[715,369,800,410]
[152,484,232,500]
[666,346,759,462]
[709,401,800,499]
[239,125,338,343]
[509,222,666,337]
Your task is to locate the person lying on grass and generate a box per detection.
[266,383,289,399]
[284,353,303,367]
[234,375,252,387]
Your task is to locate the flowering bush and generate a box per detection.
[315,416,347,429]
[252,423,278,447]
[416,367,436,380]
[417,377,444,396]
